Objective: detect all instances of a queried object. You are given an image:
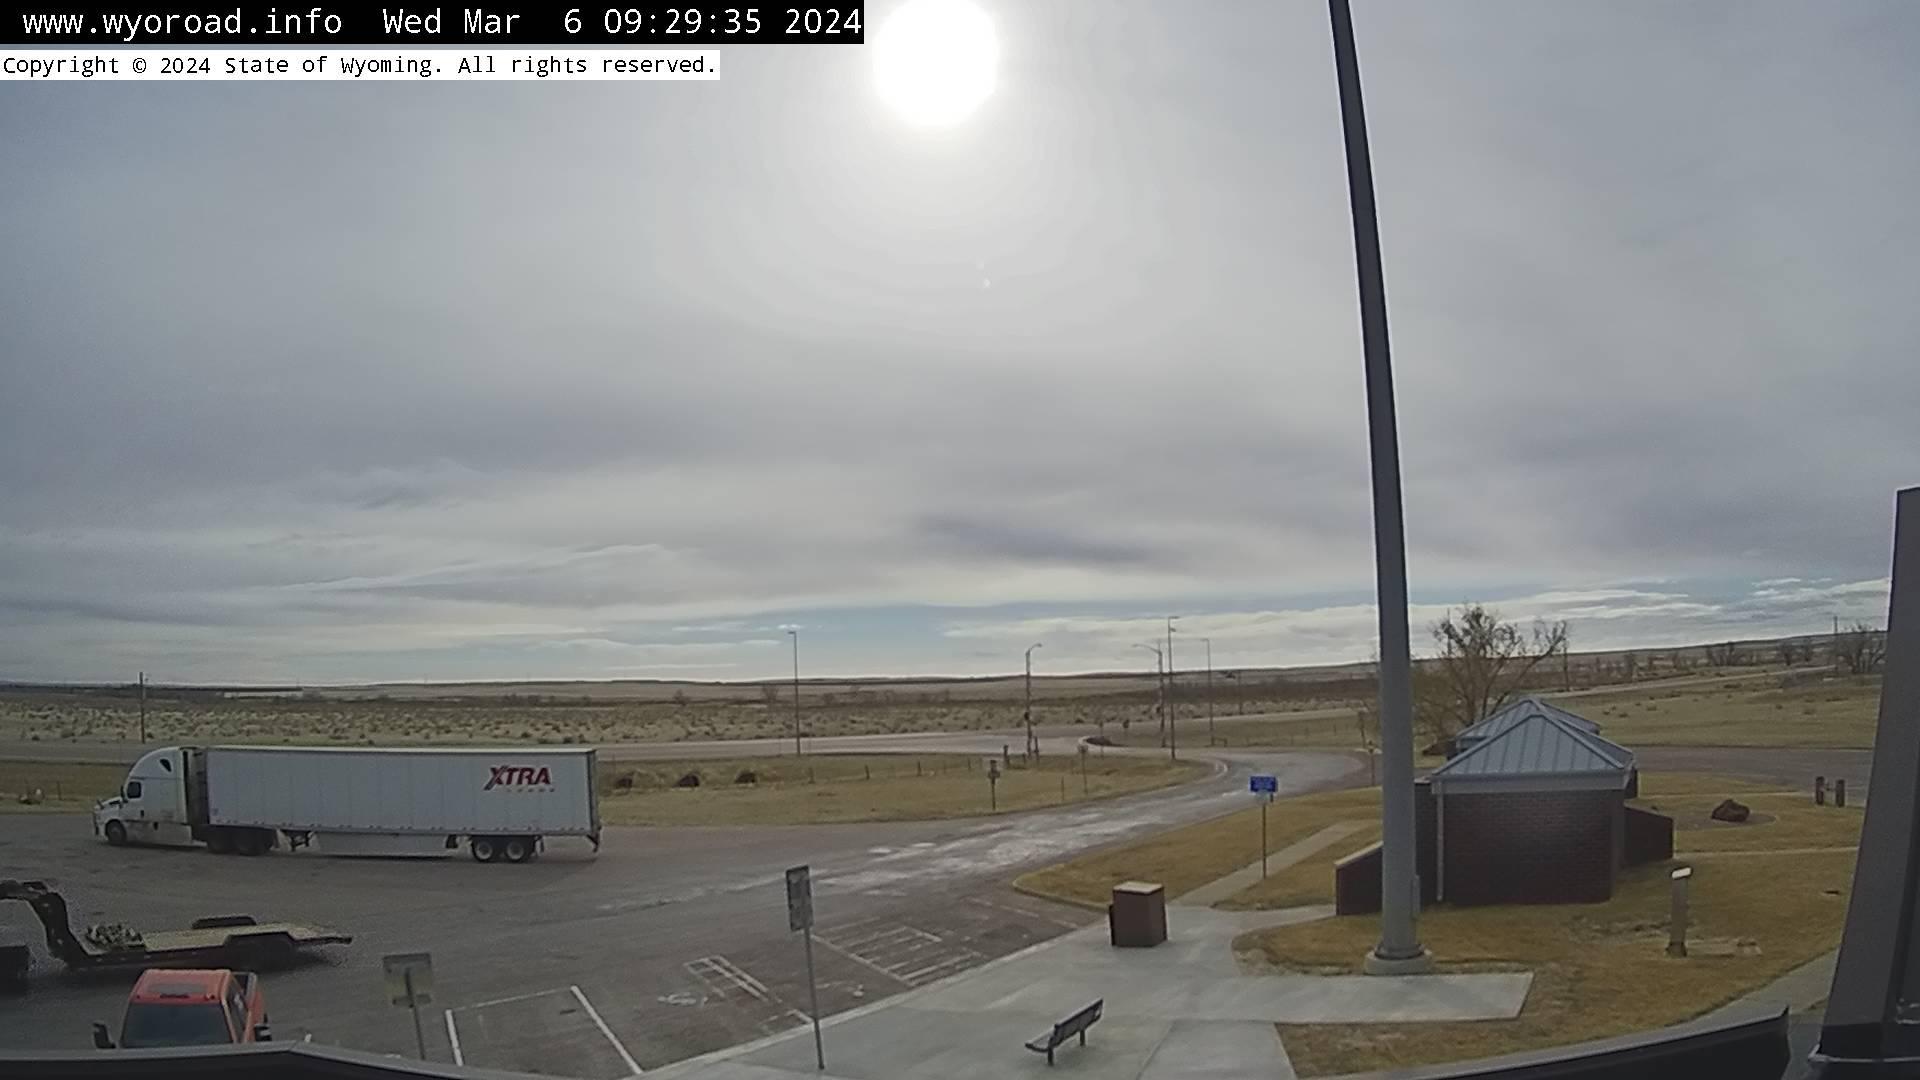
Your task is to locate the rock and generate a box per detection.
[613,774,634,791]
[674,772,701,788]
[1710,798,1751,823]
[734,770,757,785]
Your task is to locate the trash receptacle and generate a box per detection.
[1109,880,1167,948]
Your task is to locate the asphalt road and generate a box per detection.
[0,745,1364,1075]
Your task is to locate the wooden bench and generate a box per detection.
[1024,999,1102,1065]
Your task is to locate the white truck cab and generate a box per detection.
[93,747,196,848]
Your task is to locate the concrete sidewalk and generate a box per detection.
[652,905,1532,1080]
[1176,822,1374,908]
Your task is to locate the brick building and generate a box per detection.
[1336,702,1673,913]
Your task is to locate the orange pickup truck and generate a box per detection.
[92,968,271,1049]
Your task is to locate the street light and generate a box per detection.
[1134,643,1164,745]
[1024,643,1043,759]
[786,628,803,757]
[1328,0,1429,974]
[1165,617,1179,761]
[1202,638,1214,745]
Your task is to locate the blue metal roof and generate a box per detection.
[1456,696,1601,743]
[1431,710,1633,780]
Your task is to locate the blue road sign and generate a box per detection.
[1250,774,1278,795]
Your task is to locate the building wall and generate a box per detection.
[1624,804,1675,865]
[1439,788,1621,905]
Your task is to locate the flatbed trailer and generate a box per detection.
[0,880,351,972]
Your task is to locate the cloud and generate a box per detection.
[1,1,1917,681]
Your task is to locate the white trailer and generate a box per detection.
[92,745,601,862]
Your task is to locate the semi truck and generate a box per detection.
[91,745,601,862]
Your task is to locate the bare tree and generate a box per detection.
[760,683,781,706]
[1415,606,1570,738]
[1703,642,1741,668]
[1836,623,1887,675]
[1622,651,1639,682]
[1778,639,1813,666]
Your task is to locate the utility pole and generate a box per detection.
[1328,0,1429,975]
[1024,643,1043,758]
[1166,617,1179,761]
[1203,638,1215,745]
[138,671,147,744]
[787,629,802,757]
[1562,627,1573,691]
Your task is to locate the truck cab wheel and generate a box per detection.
[503,837,533,864]
[104,821,127,846]
[471,837,500,863]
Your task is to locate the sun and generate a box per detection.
[872,0,999,128]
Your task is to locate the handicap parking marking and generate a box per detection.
[965,892,1085,930]
[683,954,811,1034]
[812,919,986,988]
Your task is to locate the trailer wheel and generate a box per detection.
[471,836,500,863]
[503,837,533,864]
[205,829,234,855]
[235,830,268,857]
[104,821,127,846]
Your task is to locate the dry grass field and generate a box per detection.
[1577,674,1880,748]
[0,752,1205,826]
[597,753,1206,825]
[0,648,1877,754]
[1014,770,1864,1075]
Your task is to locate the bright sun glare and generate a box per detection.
[872,0,999,128]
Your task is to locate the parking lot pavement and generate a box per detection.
[0,749,1364,1073]
[446,986,641,1079]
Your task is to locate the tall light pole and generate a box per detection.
[1165,617,1179,762]
[1328,0,1430,974]
[787,628,803,757]
[1024,643,1043,758]
[1202,638,1214,745]
[1135,643,1164,744]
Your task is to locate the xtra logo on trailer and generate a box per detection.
[485,765,554,790]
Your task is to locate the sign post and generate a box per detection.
[382,952,434,1061]
[986,757,1001,812]
[786,865,825,1071]
[1078,743,1089,795]
[1668,865,1692,957]
[1250,775,1279,878]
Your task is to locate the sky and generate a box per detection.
[2,1,1917,684]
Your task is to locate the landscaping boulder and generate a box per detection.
[674,772,702,788]
[1710,798,1751,823]
[613,774,635,791]
[734,770,758,785]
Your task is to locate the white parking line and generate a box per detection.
[452,986,573,1012]
[685,955,810,1030]
[443,1010,463,1067]
[811,934,912,984]
[966,893,1083,930]
[570,985,643,1076]
[897,951,982,984]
